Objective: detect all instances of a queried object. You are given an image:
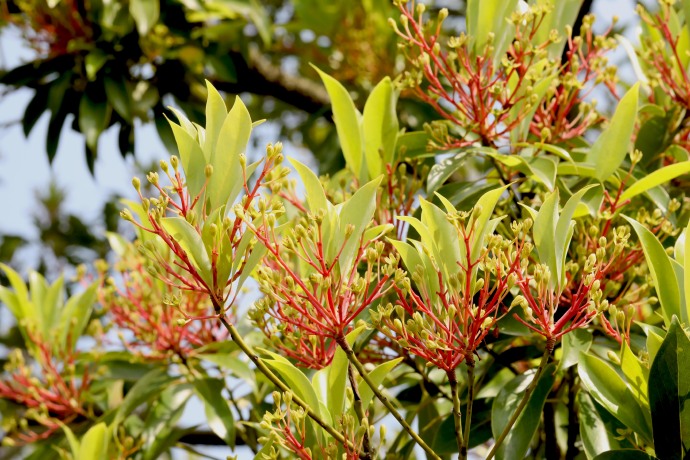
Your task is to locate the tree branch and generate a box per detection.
[212,48,332,120]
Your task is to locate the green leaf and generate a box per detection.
[593,450,657,460]
[114,368,176,426]
[167,119,207,201]
[327,327,366,418]
[208,95,252,210]
[679,222,690,324]
[58,283,97,350]
[620,341,649,411]
[142,384,193,460]
[289,158,329,213]
[427,150,470,194]
[202,81,228,162]
[624,216,682,325]
[261,350,322,419]
[491,363,557,460]
[79,91,109,152]
[78,422,109,460]
[130,0,160,35]
[58,422,80,458]
[337,177,382,274]
[194,378,235,447]
[197,354,255,391]
[587,83,639,181]
[578,392,629,459]
[314,66,364,180]
[648,316,690,459]
[466,0,519,67]
[620,162,690,203]
[578,352,653,443]
[560,328,593,370]
[85,50,107,80]
[160,217,213,285]
[104,75,132,122]
[362,77,399,177]
[358,357,403,410]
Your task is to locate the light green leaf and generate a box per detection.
[289,158,329,213]
[130,0,160,35]
[314,66,364,180]
[419,198,461,281]
[327,326,367,418]
[85,50,107,80]
[167,119,207,201]
[560,328,593,370]
[587,83,639,181]
[261,350,322,419]
[363,77,399,177]
[358,357,403,410]
[209,95,252,210]
[620,161,690,203]
[78,422,109,460]
[467,0,519,67]
[684,220,690,325]
[160,217,213,286]
[338,177,382,274]
[58,284,97,350]
[202,81,228,162]
[194,378,235,447]
[578,352,653,443]
[624,216,682,325]
[620,341,649,411]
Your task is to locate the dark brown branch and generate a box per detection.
[212,48,332,120]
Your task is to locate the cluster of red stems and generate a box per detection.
[392,0,618,149]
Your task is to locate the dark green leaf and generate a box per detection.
[491,363,557,460]
[649,316,690,459]
[593,450,657,460]
[194,378,235,448]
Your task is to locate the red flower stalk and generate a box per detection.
[99,257,227,361]
[248,211,399,369]
[123,147,282,309]
[1,0,92,57]
[0,332,91,444]
[391,1,556,148]
[261,392,365,460]
[530,15,618,144]
[375,224,524,372]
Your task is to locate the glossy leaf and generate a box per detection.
[78,423,109,460]
[593,450,657,460]
[114,369,176,426]
[578,392,630,459]
[624,216,682,325]
[338,177,382,273]
[358,357,403,410]
[587,84,639,181]
[648,316,690,459]
[560,328,593,370]
[130,0,160,35]
[620,162,690,203]
[194,378,235,447]
[578,352,653,443]
[314,67,364,180]
[209,95,252,210]
[160,217,213,285]
[426,150,470,194]
[491,363,557,460]
[362,77,398,177]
